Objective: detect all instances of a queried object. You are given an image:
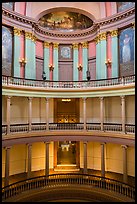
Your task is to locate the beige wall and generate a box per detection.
[2,96,6,125]
[26,2,101,20]
[86,98,100,123]
[2,141,135,178]
[80,141,135,177]
[126,95,135,124]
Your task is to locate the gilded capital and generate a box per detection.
[53,43,59,49]
[73,43,78,49]
[31,35,37,42]
[82,42,88,48]
[95,35,100,44]
[44,42,50,48]
[132,22,135,29]
[13,27,22,36]
[25,32,32,39]
[100,32,107,41]
[110,30,118,37]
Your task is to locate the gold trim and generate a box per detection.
[53,43,59,49]
[82,42,88,48]
[132,22,135,29]
[73,43,78,49]
[13,27,22,36]
[25,32,32,39]
[110,30,118,37]
[31,35,37,42]
[44,42,50,48]
[100,32,107,41]
[95,35,100,44]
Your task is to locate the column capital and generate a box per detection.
[28,97,33,100]
[120,95,125,100]
[53,43,59,49]
[95,35,100,44]
[99,32,107,41]
[82,97,87,101]
[132,22,135,29]
[4,146,12,150]
[101,142,106,145]
[110,29,118,37]
[6,96,12,100]
[13,27,22,36]
[73,43,78,49]
[121,145,128,149]
[82,42,88,48]
[25,31,32,39]
[31,35,37,43]
[45,97,50,101]
[44,141,50,144]
[44,41,50,48]
[100,97,104,100]
[83,141,88,144]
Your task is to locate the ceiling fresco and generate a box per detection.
[38,11,93,32]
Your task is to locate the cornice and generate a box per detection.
[2,6,135,42]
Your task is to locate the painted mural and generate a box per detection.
[2,26,12,76]
[38,11,93,31]
[119,27,134,76]
[2,2,14,10]
[117,2,135,12]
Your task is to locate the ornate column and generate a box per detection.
[101,143,105,178]
[100,97,104,131]
[46,98,49,131]
[121,145,128,183]
[49,43,53,80]
[4,146,11,187]
[83,97,87,130]
[53,43,59,81]
[110,30,119,78]
[95,34,101,79]
[6,96,12,134]
[73,43,79,81]
[28,97,32,131]
[121,96,126,132]
[106,32,112,78]
[13,27,22,77]
[27,143,32,178]
[45,142,50,176]
[78,43,83,81]
[100,32,107,79]
[44,42,50,80]
[82,42,88,80]
[83,142,87,174]
[25,31,36,79]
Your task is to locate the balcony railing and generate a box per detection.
[2,123,135,135]
[2,173,135,201]
[2,75,135,89]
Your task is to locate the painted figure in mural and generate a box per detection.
[122,33,131,63]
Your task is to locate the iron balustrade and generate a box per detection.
[2,75,135,89]
[2,173,135,201]
[2,123,135,135]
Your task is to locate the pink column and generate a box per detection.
[107,33,112,78]
[88,41,96,80]
[78,44,82,81]
[20,33,25,78]
[49,43,53,81]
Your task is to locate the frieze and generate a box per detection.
[2,6,135,40]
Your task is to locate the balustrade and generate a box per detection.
[2,173,135,201]
[2,123,135,135]
[2,75,135,89]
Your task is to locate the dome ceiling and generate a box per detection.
[38,11,93,32]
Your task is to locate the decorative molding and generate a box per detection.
[25,32,32,39]
[13,27,22,36]
[2,6,135,40]
[44,42,50,48]
[53,43,59,49]
[31,35,37,42]
[99,32,107,41]
[82,42,88,48]
[110,30,118,37]
[73,43,78,49]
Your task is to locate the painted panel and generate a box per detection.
[117,2,135,12]
[119,27,134,76]
[36,41,44,58]
[36,58,43,80]
[2,26,12,76]
[59,62,73,81]
[2,2,14,10]
[38,11,93,31]
[88,42,96,58]
[89,59,96,80]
